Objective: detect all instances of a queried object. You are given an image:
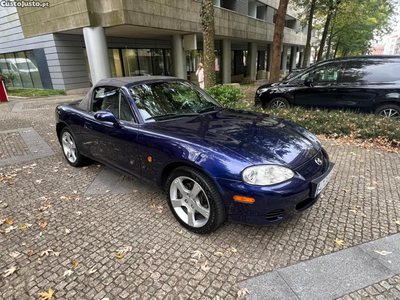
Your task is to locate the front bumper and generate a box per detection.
[215,157,335,226]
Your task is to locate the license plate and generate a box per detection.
[314,166,334,197]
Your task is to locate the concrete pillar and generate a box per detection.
[290,46,297,70]
[171,34,186,79]
[246,42,257,80]
[266,44,272,80]
[83,27,111,85]
[281,45,289,74]
[213,0,221,6]
[248,1,257,18]
[221,40,231,84]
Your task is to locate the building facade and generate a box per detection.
[0,0,308,91]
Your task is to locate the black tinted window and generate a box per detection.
[120,93,135,122]
[342,60,400,83]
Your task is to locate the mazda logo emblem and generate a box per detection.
[315,158,323,166]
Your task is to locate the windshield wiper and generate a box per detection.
[197,106,224,114]
[145,113,199,121]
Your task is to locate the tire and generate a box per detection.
[374,104,400,119]
[268,97,290,109]
[165,166,226,234]
[60,127,88,167]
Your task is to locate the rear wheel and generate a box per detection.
[375,104,400,119]
[165,166,226,234]
[268,97,290,109]
[60,128,87,167]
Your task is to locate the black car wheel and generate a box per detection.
[375,104,400,119]
[268,97,290,109]
[60,127,87,167]
[165,166,226,234]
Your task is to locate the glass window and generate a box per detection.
[342,60,400,83]
[119,93,135,122]
[5,53,23,87]
[130,81,220,122]
[137,49,152,76]
[151,49,165,76]
[122,49,139,77]
[0,54,9,76]
[109,49,124,77]
[24,51,43,88]
[92,87,120,118]
[16,52,34,88]
[303,62,342,84]
[164,50,173,76]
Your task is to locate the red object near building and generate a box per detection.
[0,77,9,102]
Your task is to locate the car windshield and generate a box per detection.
[130,81,221,122]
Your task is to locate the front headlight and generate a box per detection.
[257,88,269,94]
[242,165,295,186]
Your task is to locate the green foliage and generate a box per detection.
[7,88,66,97]
[206,85,244,109]
[237,104,400,142]
[0,72,17,90]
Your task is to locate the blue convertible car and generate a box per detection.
[55,77,334,234]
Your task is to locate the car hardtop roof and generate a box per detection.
[317,55,400,65]
[94,76,184,89]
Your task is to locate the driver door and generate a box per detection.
[293,62,344,108]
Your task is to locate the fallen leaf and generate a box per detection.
[150,203,156,209]
[35,179,43,184]
[156,206,163,213]
[237,288,250,299]
[37,258,42,265]
[72,261,79,268]
[342,188,349,193]
[367,186,376,190]
[53,252,61,257]
[65,228,71,234]
[27,250,34,256]
[189,259,198,265]
[38,288,54,300]
[213,252,225,257]
[374,250,392,256]
[20,223,32,230]
[227,247,237,253]
[372,181,378,185]
[3,266,17,277]
[115,253,124,259]
[192,250,204,259]
[334,238,345,246]
[5,226,17,233]
[201,261,211,272]
[76,211,83,216]
[40,220,48,228]
[88,267,97,275]
[63,270,74,277]
[5,218,13,225]
[349,206,360,211]
[395,220,400,225]
[360,213,367,218]
[133,190,138,193]
[41,249,54,256]
[9,251,20,258]
[105,190,110,193]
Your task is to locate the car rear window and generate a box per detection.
[342,60,400,83]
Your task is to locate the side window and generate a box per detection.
[119,93,136,122]
[309,62,341,84]
[92,87,120,118]
[342,60,400,83]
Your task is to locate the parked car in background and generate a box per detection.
[56,77,334,233]
[256,55,400,119]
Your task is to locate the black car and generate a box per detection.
[256,55,400,119]
[282,68,305,81]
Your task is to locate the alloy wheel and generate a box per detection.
[379,108,400,119]
[271,100,287,109]
[169,176,210,228]
[62,132,77,163]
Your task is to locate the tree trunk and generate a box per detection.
[201,0,216,89]
[302,0,316,68]
[269,0,290,83]
[317,9,333,61]
[333,41,339,57]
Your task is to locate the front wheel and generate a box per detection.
[60,128,87,167]
[375,104,400,119]
[165,166,226,234]
[268,97,290,109]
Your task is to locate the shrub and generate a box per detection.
[206,84,244,109]
[244,106,400,143]
[0,72,17,90]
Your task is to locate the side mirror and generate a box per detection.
[304,77,314,87]
[94,110,119,126]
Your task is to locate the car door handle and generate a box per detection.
[84,122,92,130]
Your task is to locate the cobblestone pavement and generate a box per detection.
[1,96,400,300]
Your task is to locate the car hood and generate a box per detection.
[146,109,320,168]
